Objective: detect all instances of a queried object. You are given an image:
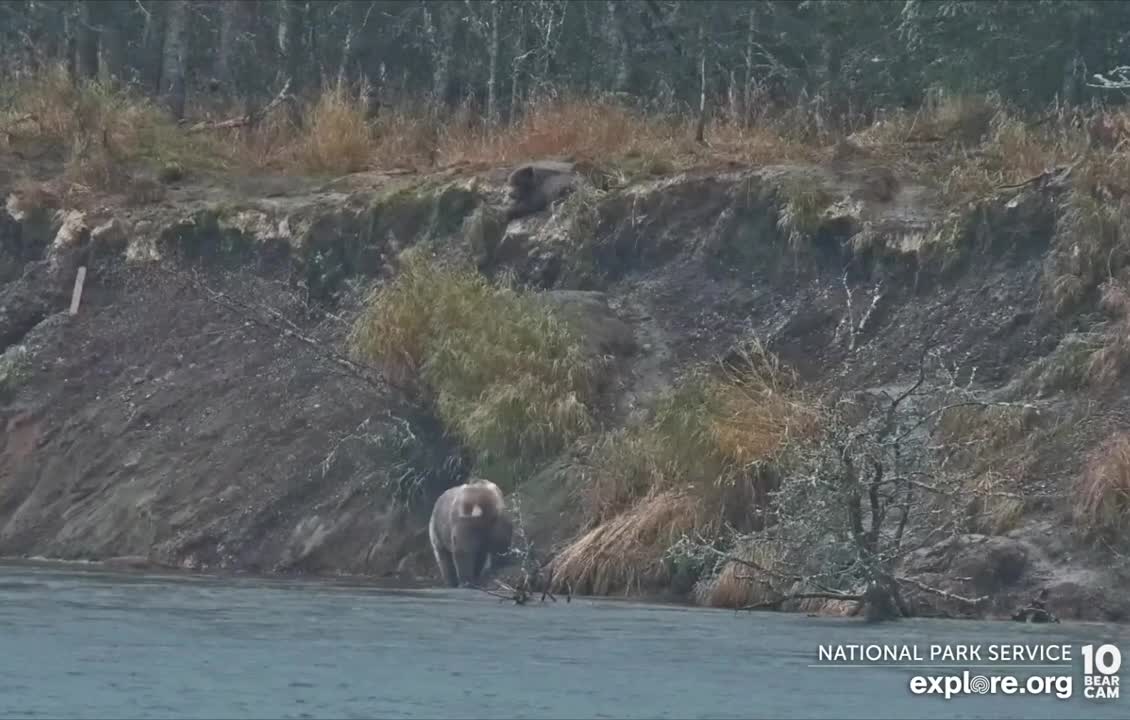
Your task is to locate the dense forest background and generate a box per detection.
[2,0,1129,132]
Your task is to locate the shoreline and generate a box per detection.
[2,555,1117,628]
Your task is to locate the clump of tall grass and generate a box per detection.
[1,64,224,189]
[288,80,374,174]
[1074,432,1130,543]
[349,257,599,489]
[551,339,821,595]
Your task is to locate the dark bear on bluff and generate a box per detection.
[503,160,578,222]
[428,478,514,587]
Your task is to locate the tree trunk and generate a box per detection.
[423,4,454,116]
[608,0,631,94]
[305,1,318,85]
[728,69,739,125]
[216,0,241,94]
[62,5,77,81]
[141,1,167,96]
[276,0,302,92]
[99,1,127,88]
[75,2,99,81]
[695,24,707,144]
[1061,11,1083,106]
[744,4,755,127]
[338,1,367,86]
[486,0,500,129]
[509,2,525,124]
[159,0,189,121]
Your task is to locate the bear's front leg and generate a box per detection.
[470,547,490,584]
[433,546,459,588]
[452,549,480,587]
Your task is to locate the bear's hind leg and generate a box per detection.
[433,546,459,588]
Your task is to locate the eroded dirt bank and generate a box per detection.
[1,158,1127,623]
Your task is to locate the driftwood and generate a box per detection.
[477,565,573,606]
[1011,589,1060,624]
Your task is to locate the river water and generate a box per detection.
[0,562,1125,719]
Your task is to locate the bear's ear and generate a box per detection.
[509,165,533,187]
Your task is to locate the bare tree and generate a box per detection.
[276,0,302,92]
[75,1,99,81]
[743,3,755,127]
[487,0,500,129]
[98,0,127,88]
[694,22,706,143]
[672,347,1027,622]
[215,0,242,95]
[421,2,455,116]
[159,0,189,120]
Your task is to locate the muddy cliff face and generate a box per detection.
[0,161,1126,622]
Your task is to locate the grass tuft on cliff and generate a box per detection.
[349,257,599,490]
[552,340,820,596]
[0,345,30,401]
[1075,432,1130,543]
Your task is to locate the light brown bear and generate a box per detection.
[428,478,514,587]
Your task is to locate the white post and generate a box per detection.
[69,266,87,315]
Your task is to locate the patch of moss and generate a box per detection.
[372,179,479,247]
[0,345,30,401]
[463,204,509,269]
[158,209,255,265]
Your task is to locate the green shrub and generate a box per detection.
[349,258,599,488]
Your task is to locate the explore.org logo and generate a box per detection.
[809,642,1122,703]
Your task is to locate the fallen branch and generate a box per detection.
[895,575,988,607]
[738,590,863,612]
[1,112,36,135]
[996,155,1083,191]
[480,576,562,606]
[186,78,296,133]
[160,265,412,401]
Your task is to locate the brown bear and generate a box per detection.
[503,160,578,222]
[428,478,514,587]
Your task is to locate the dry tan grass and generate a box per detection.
[554,339,821,596]
[965,471,1027,535]
[550,491,703,596]
[1074,432,1130,541]
[1085,279,1130,386]
[581,339,820,527]
[2,69,818,182]
[936,403,1042,535]
[1,64,221,190]
[937,403,1040,452]
[445,96,819,170]
[694,540,783,609]
[1046,190,1130,313]
[286,82,374,174]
